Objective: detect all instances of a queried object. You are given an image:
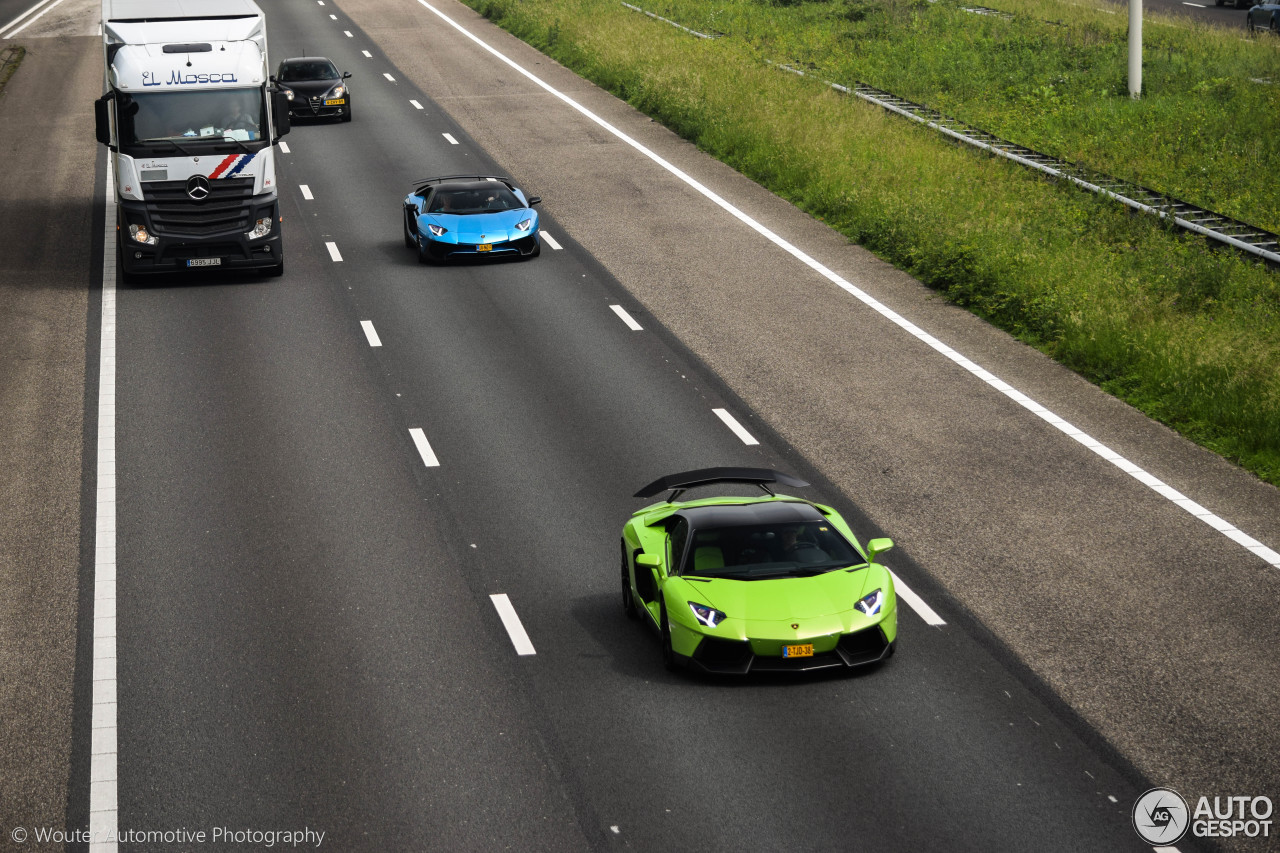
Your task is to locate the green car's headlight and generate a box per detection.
[688,602,727,628]
[855,589,884,616]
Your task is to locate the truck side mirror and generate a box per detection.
[271,90,291,140]
[94,96,113,148]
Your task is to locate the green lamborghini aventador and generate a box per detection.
[621,467,897,674]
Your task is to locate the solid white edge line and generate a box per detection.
[891,571,946,626]
[490,593,536,655]
[411,0,1280,571]
[410,99,423,109]
[2,0,71,37]
[409,428,440,467]
[325,241,342,262]
[540,231,561,250]
[360,320,382,347]
[712,408,759,446]
[442,132,458,144]
[300,184,313,200]
[610,304,643,331]
[0,0,56,37]
[279,140,291,154]
[90,162,119,853]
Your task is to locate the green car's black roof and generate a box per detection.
[677,499,826,529]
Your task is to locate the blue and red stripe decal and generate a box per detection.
[207,153,256,179]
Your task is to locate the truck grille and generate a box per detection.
[142,177,255,237]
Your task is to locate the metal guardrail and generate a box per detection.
[771,63,1280,265]
[620,3,721,38]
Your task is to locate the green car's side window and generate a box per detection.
[668,517,690,576]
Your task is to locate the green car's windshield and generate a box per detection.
[680,521,863,579]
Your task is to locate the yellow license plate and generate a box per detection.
[477,243,492,252]
[324,98,346,105]
[783,643,814,658]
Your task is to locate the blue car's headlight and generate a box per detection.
[427,223,447,237]
[855,589,884,616]
[514,217,533,232]
[688,602,727,628]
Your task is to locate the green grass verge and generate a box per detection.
[463,0,1280,485]
[0,46,27,99]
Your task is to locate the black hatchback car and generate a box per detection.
[275,57,353,122]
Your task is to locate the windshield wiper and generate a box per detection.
[216,136,252,153]
[139,138,196,156]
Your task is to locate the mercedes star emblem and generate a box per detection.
[186,174,211,201]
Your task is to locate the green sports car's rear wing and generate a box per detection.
[633,467,809,502]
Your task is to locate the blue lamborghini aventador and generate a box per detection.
[403,175,542,263]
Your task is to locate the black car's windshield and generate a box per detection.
[428,186,524,214]
[278,60,339,82]
[680,521,862,579]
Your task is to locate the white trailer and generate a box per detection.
[95,0,291,278]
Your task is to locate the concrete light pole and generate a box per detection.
[1129,0,1142,98]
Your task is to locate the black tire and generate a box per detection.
[621,544,638,620]
[267,259,284,277]
[1271,15,1278,33]
[404,212,415,248]
[417,234,431,265]
[659,602,677,671]
[341,103,353,123]
[1215,0,1224,6]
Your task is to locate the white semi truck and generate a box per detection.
[95,0,291,279]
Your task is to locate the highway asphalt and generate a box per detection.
[0,0,1277,850]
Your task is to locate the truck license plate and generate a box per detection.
[187,258,222,267]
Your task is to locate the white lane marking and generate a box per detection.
[540,231,562,250]
[1153,848,1183,853]
[1108,795,1118,803]
[299,184,314,200]
[410,99,424,109]
[610,304,643,331]
[329,12,337,19]
[362,50,372,57]
[409,427,440,467]
[90,161,120,853]
[344,29,353,36]
[0,0,71,37]
[890,572,946,626]
[490,594,536,655]
[384,72,396,82]
[317,1,324,4]
[1182,2,1204,6]
[442,132,458,144]
[360,320,382,347]
[279,140,291,154]
[414,0,1280,570]
[0,0,56,36]
[712,408,759,445]
[325,242,343,262]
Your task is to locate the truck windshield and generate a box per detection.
[120,89,265,145]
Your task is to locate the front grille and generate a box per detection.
[836,627,889,666]
[143,177,255,236]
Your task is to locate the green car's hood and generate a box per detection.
[692,568,879,620]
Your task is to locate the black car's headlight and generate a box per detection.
[514,217,533,232]
[281,87,295,101]
[855,589,884,616]
[327,84,346,99]
[427,223,447,237]
[688,602,727,628]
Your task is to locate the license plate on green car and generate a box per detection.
[783,644,814,658]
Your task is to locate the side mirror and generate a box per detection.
[271,90,291,139]
[866,538,894,564]
[527,196,541,206]
[94,95,113,148]
[342,71,352,79]
[636,553,660,569]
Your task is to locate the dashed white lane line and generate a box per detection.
[410,99,423,109]
[299,184,313,200]
[383,72,396,82]
[442,132,458,144]
[90,154,119,853]
[344,29,353,36]
[891,573,946,626]
[413,0,1280,571]
[409,428,440,467]
[360,321,382,347]
[362,50,372,57]
[328,13,336,19]
[540,232,562,250]
[325,242,343,262]
[490,594,536,656]
[712,408,759,446]
[279,140,291,154]
[610,304,643,331]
